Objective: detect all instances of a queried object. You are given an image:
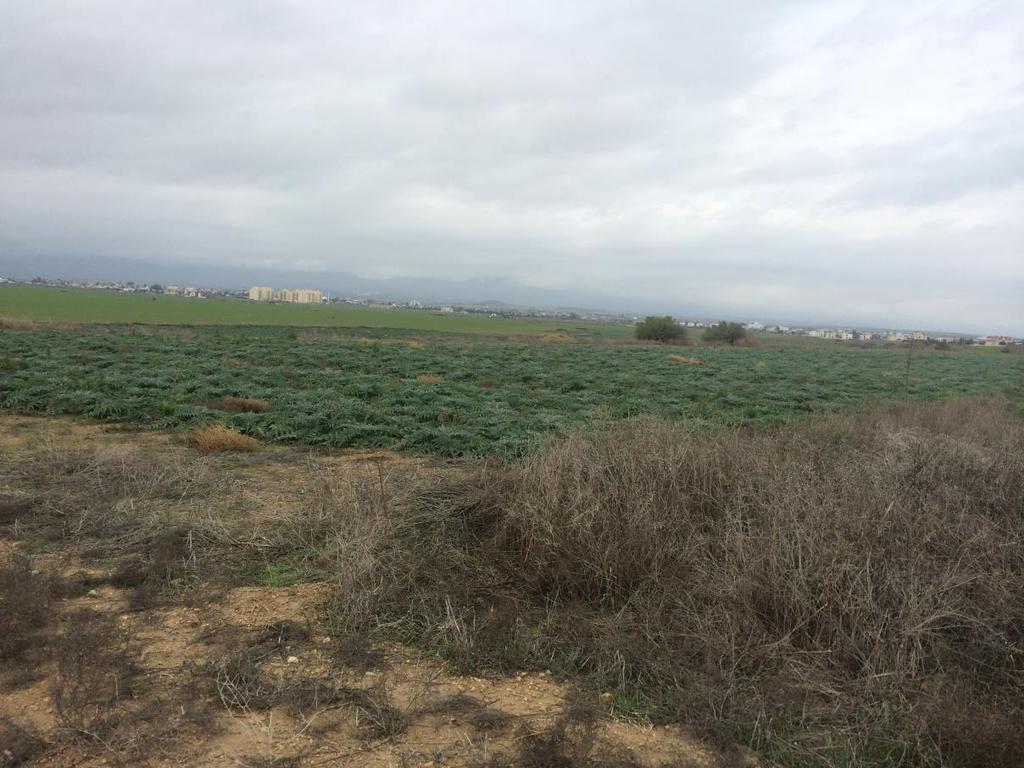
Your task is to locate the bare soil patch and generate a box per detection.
[0,414,721,768]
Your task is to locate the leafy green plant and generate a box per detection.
[0,327,1019,456]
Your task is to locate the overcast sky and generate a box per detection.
[1,1,1022,333]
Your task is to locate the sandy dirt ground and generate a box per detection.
[0,415,737,768]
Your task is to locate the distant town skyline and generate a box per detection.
[5,269,1017,342]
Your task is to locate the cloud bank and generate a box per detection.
[1,0,1022,333]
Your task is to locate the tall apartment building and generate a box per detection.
[249,286,274,301]
[248,286,322,304]
[295,289,322,304]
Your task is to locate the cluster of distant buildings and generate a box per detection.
[804,328,949,343]
[162,285,205,298]
[800,328,1015,346]
[977,335,1018,347]
[248,286,323,304]
[667,317,1021,346]
[3,276,1021,344]
[6,277,243,300]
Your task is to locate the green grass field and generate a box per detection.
[0,284,633,337]
[1,324,1019,456]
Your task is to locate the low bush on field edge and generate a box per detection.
[635,315,687,343]
[702,321,748,345]
[322,395,1024,768]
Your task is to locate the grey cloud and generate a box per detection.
[0,0,1022,334]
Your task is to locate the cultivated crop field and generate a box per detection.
[2,315,1023,768]
[1,326,1019,455]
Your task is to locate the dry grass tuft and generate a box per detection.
[666,354,702,365]
[188,424,261,452]
[416,373,442,384]
[6,442,212,564]
[221,396,270,413]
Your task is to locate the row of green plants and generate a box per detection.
[1,327,1020,456]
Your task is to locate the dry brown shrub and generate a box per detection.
[539,331,576,344]
[0,493,33,526]
[337,395,1024,767]
[0,316,42,330]
[221,396,270,413]
[0,717,46,766]
[7,441,211,548]
[51,609,138,739]
[188,424,261,452]
[0,554,53,662]
[205,640,405,739]
[471,689,646,768]
[416,374,442,384]
[666,354,702,365]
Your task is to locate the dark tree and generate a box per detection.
[635,316,687,343]
[702,321,747,346]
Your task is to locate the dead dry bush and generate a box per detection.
[0,555,53,690]
[51,609,139,740]
[471,690,665,768]
[0,717,46,767]
[417,692,513,733]
[221,395,270,413]
[0,554,53,663]
[108,526,196,610]
[239,757,303,768]
[45,606,217,761]
[0,492,33,526]
[208,646,279,712]
[334,396,1024,767]
[204,641,406,739]
[187,423,261,452]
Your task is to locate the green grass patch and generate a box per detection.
[0,284,632,337]
[260,563,302,588]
